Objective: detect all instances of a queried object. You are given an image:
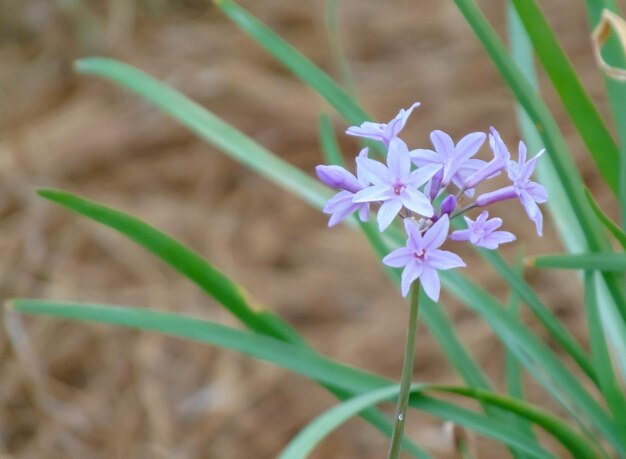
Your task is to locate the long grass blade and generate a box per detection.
[585,188,626,250]
[509,0,620,195]
[584,271,626,436]
[13,299,590,459]
[533,253,626,271]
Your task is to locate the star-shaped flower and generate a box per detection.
[383,215,466,300]
[353,138,441,231]
[410,130,486,196]
[316,148,371,227]
[464,127,510,189]
[450,211,515,249]
[346,102,420,147]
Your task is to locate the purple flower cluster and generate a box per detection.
[316,103,548,301]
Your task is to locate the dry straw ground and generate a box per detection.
[0,1,618,457]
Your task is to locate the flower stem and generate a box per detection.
[387,283,421,459]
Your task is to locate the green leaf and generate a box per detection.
[510,0,620,195]
[324,0,357,96]
[584,271,626,436]
[214,0,367,126]
[14,300,594,459]
[36,189,425,458]
[37,188,300,343]
[441,270,624,455]
[75,58,331,211]
[279,385,559,459]
[585,187,626,250]
[533,253,626,271]
[585,0,626,225]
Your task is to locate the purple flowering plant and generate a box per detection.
[317,103,547,302]
[317,103,548,457]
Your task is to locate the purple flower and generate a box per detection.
[450,211,515,249]
[316,148,371,227]
[383,215,466,300]
[410,130,487,196]
[346,102,420,147]
[507,142,548,236]
[475,142,547,235]
[464,127,510,189]
[353,138,441,231]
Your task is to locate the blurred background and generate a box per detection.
[0,0,618,457]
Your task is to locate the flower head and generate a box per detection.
[450,211,515,249]
[410,130,486,197]
[317,148,371,226]
[346,102,420,147]
[353,138,441,231]
[383,215,466,300]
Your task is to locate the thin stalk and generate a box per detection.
[388,283,421,459]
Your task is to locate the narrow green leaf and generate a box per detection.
[324,0,357,96]
[14,300,590,459]
[441,270,624,455]
[279,385,557,459]
[37,188,300,343]
[214,0,367,126]
[585,0,626,226]
[505,251,538,459]
[36,188,424,458]
[533,253,626,271]
[585,187,626,250]
[510,0,620,195]
[584,271,626,436]
[75,58,331,211]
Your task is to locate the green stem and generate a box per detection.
[388,283,421,459]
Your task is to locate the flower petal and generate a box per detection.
[401,188,434,217]
[423,214,450,249]
[409,163,442,188]
[383,247,414,268]
[401,261,423,297]
[353,185,393,203]
[377,198,403,231]
[455,131,486,161]
[428,249,466,270]
[356,157,390,185]
[409,149,439,166]
[387,138,412,181]
[420,267,441,302]
[430,130,454,158]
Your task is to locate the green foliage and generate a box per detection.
[9,1,626,457]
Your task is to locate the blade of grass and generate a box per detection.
[440,270,623,455]
[505,251,538,459]
[586,1,626,226]
[36,188,425,458]
[12,299,588,459]
[279,384,565,459]
[533,253,626,271]
[584,271,626,436]
[324,0,356,96]
[585,188,626,250]
[509,0,620,195]
[453,0,626,323]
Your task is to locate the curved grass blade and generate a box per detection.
[584,271,626,436]
[586,1,626,226]
[37,188,300,343]
[441,270,624,455]
[533,253,626,271]
[36,189,425,458]
[214,0,366,127]
[13,299,589,459]
[279,385,553,459]
[509,0,619,195]
[585,187,626,250]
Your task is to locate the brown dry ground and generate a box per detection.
[0,1,621,458]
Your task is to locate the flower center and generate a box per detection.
[413,248,425,260]
[393,183,405,195]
